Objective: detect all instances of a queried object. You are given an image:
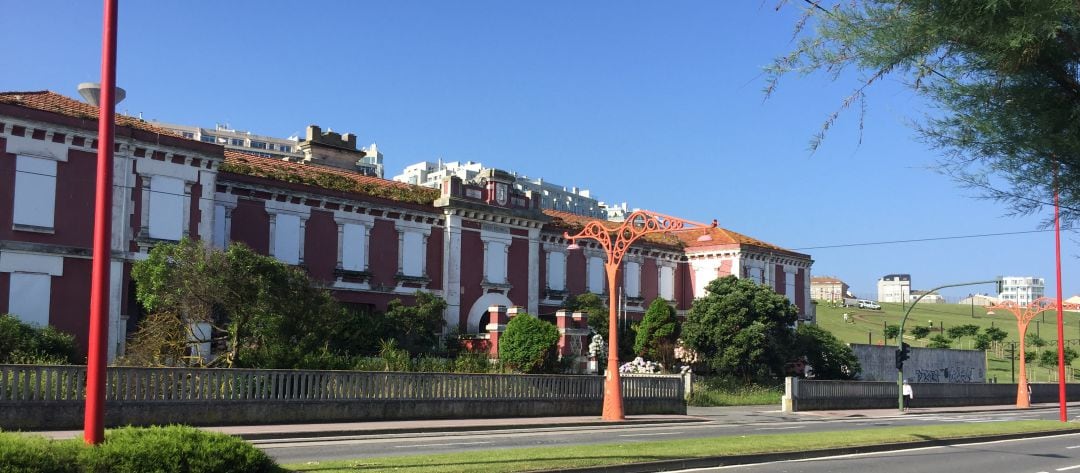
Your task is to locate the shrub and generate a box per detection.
[0,432,81,473]
[80,425,281,473]
[0,426,281,473]
[0,314,79,365]
[499,312,559,373]
[454,352,494,373]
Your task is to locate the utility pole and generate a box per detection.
[897,279,999,412]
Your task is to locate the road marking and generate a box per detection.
[1067,446,1080,449]
[394,441,492,448]
[1056,465,1080,471]
[618,432,682,437]
[755,426,805,430]
[669,433,1080,471]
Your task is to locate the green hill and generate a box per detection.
[814,300,1080,383]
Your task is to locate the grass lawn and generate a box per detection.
[285,421,1076,473]
[815,301,1080,382]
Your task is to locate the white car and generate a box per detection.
[858,300,881,310]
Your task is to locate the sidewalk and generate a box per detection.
[34,414,705,441]
[31,402,1079,441]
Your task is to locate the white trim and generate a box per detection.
[135,157,199,182]
[5,134,69,162]
[0,251,64,276]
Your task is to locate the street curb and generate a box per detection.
[234,418,710,441]
[534,427,1080,473]
[796,402,1080,418]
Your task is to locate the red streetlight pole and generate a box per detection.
[85,0,119,445]
[564,210,713,420]
[1054,167,1066,422]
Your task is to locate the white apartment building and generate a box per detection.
[393,160,626,219]
[158,122,384,177]
[999,276,1045,306]
[877,274,911,303]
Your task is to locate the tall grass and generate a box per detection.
[688,377,783,406]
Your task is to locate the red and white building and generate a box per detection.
[0,91,815,361]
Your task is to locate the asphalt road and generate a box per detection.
[678,432,1080,473]
[256,407,1072,464]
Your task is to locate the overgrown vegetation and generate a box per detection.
[126,239,452,369]
[688,377,783,407]
[0,426,282,473]
[0,314,79,365]
[220,159,439,205]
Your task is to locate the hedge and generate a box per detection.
[0,426,282,473]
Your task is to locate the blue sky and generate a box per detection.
[2,1,1075,300]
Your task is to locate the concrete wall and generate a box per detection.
[852,343,985,383]
[785,378,1080,411]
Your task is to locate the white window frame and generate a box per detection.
[547,250,566,291]
[341,222,369,272]
[265,200,310,266]
[624,260,641,298]
[148,175,186,241]
[0,252,64,328]
[12,155,57,231]
[659,264,675,301]
[587,255,605,294]
[272,213,302,265]
[396,220,432,278]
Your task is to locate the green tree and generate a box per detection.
[1026,333,1048,348]
[1038,347,1079,369]
[382,291,448,356]
[910,325,932,340]
[769,1,1080,223]
[499,312,560,373]
[795,324,860,380]
[564,292,609,337]
[984,327,1009,343]
[973,333,993,351]
[682,276,798,382]
[131,239,344,368]
[883,324,901,342]
[946,324,982,348]
[633,298,680,367]
[927,334,952,349]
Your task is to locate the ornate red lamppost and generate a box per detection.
[564,210,713,420]
[986,297,1078,409]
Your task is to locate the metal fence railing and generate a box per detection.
[0,365,683,403]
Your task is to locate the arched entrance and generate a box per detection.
[465,293,514,334]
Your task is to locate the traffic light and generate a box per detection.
[895,342,911,370]
[996,277,1004,295]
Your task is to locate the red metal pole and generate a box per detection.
[85,0,118,445]
[602,266,624,420]
[1055,170,1067,422]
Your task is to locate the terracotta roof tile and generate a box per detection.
[221,150,439,205]
[672,225,801,253]
[0,90,181,136]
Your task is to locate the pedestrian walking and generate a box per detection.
[902,379,914,411]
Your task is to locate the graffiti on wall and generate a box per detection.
[914,366,982,383]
